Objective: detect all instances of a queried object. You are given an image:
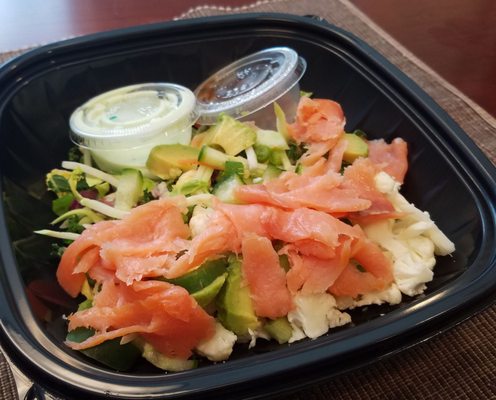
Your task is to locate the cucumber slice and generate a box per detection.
[256,129,289,150]
[198,145,249,171]
[131,338,197,371]
[264,317,293,344]
[197,146,229,169]
[141,341,197,372]
[66,327,141,371]
[165,258,228,293]
[213,174,244,204]
[114,168,143,211]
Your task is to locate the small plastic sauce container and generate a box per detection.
[69,83,197,172]
[194,47,306,130]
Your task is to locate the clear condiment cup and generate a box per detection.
[194,47,307,129]
[69,83,197,172]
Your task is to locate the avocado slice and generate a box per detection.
[146,144,200,179]
[264,317,293,344]
[216,257,260,336]
[191,272,228,308]
[204,114,256,156]
[165,258,228,293]
[343,133,368,163]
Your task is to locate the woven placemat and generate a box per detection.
[1,0,495,399]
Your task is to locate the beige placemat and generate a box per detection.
[1,0,495,399]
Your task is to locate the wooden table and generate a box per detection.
[1,0,495,117]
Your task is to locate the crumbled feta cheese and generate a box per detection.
[287,292,351,342]
[196,322,237,362]
[189,206,215,237]
[335,284,402,310]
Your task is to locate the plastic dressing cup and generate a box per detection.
[69,83,197,173]
[194,47,306,130]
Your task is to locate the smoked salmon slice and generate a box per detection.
[215,203,362,258]
[342,158,401,224]
[241,234,292,318]
[284,238,352,294]
[288,97,346,144]
[57,197,191,295]
[235,172,371,215]
[287,97,346,166]
[329,236,394,297]
[67,280,215,359]
[166,210,239,279]
[368,138,408,184]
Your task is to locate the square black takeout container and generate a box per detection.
[0,13,495,400]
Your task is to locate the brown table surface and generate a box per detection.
[1,0,495,117]
[1,1,495,400]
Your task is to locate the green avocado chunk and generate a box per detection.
[191,272,228,307]
[146,144,200,179]
[216,257,260,336]
[264,317,293,344]
[165,258,228,293]
[343,133,368,163]
[66,327,140,371]
[203,114,256,155]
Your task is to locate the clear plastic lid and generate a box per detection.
[194,47,306,125]
[69,83,197,150]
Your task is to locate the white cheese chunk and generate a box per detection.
[189,206,215,237]
[196,322,237,362]
[336,284,402,310]
[287,293,351,342]
[365,172,456,297]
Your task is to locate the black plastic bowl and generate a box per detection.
[0,13,495,400]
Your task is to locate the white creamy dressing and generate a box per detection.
[70,83,197,172]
